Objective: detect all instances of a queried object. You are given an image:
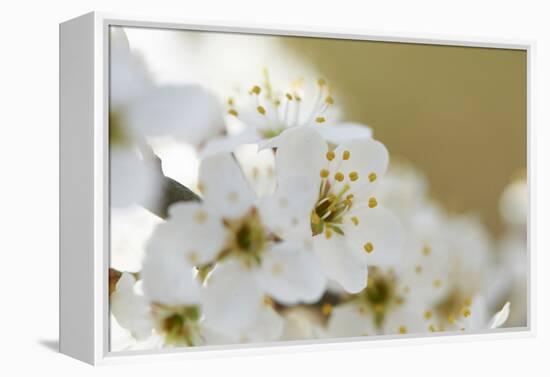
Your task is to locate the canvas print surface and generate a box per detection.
[108,25,527,352]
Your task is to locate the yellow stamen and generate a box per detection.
[368,197,378,208]
[368,172,377,182]
[325,96,334,105]
[315,116,326,123]
[251,85,261,95]
[228,109,238,117]
[433,279,442,288]
[399,326,407,334]
[464,297,472,306]
[349,171,359,181]
[227,98,234,106]
[285,93,293,100]
[263,295,274,307]
[335,172,344,182]
[320,169,330,178]
[363,242,374,253]
[257,105,266,115]
[311,212,321,225]
[447,314,456,325]
[321,303,333,316]
[317,78,326,87]
[424,310,433,320]
[342,150,350,160]
[351,216,359,226]
[422,245,432,256]
[346,194,354,201]
[415,265,423,274]
[462,308,471,318]
[325,228,333,239]
[326,151,335,161]
[429,324,437,332]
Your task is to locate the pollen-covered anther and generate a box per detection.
[349,171,359,182]
[429,324,437,332]
[320,169,330,178]
[326,151,335,161]
[447,314,456,325]
[228,109,238,117]
[257,105,266,115]
[317,78,327,87]
[311,212,321,225]
[194,210,208,224]
[368,197,378,208]
[315,116,326,123]
[251,85,261,95]
[363,242,374,253]
[321,303,333,316]
[368,172,377,182]
[399,326,408,334]
[325,228,333,239]
[462,308,471,318]
[325,95,334,105]
[433,279,442,288]
[334,172,345,182]
[342,150,350,160]
[415,265,423,274]
[285,93,293,100]
[227,98,234,106]
[422,245,432,256]
[351,216,359,226]
[263,295,274,307]
[424,310,433,320]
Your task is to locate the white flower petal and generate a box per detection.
[200,130,262,158]
[326,303,374,338]
[202,260,264,339]
[110,273,154,340]
[198,153,257,218]
[260,242,326,305]
[155,201,227,265]
[274,127,327,199]
[315,122,372,145]
[382,305,426,335]
[141,246,201,306]
[345,206,404,267]
[125,85,224,147]
[313,233,368,294]
[241,306,284,343]
[489,302,510,329]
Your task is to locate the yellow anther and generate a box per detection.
[433,279,442,288]
[295,94,302,101]
[227,98,234,106]
[363,242,374,253]
[228,109,238,117]
[320,169,330,178]
[257,105,266,115]
[325,228,333,239]
[274,99,281,106]
[462,308,471,318]
[321,303,333,316]
[315,117,326,123]
[346,194,354,201]
[399,326,407,334]
[424,310,433,320]
[317,78,326,87]
[326,151,335,161]
[325,96,334,105]
[311,212,321,225]
[285,93,293,100]
[342,150,350,160]
[368,197,378,208]
[464,297,472,306]
[334,172,344,182]
[447,314,456,325]
[349,171,359,181]
[415,265,423,274]
[368,172,377,182]
[194,210,208,224]
[263,295,274,307]
[251,85,261,95]
[429,324,437,332]
[422,245,432,256]
[351,216,359,226]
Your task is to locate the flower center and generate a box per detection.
[434,289,473,329]
[227,70,335,135]
[361,268,402,327]
[153,304,201,346]
[221,207,269,265]
[311,180,352,237]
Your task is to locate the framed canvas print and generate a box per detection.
[59,12,533,365]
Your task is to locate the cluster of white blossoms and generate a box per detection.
[109,28,517,351]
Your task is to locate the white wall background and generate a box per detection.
[1,0,548,375]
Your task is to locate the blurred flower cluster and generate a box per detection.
[109,27,523,351]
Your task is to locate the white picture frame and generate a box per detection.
[59,11,535,365]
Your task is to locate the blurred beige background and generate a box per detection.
[285,38,527,236]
